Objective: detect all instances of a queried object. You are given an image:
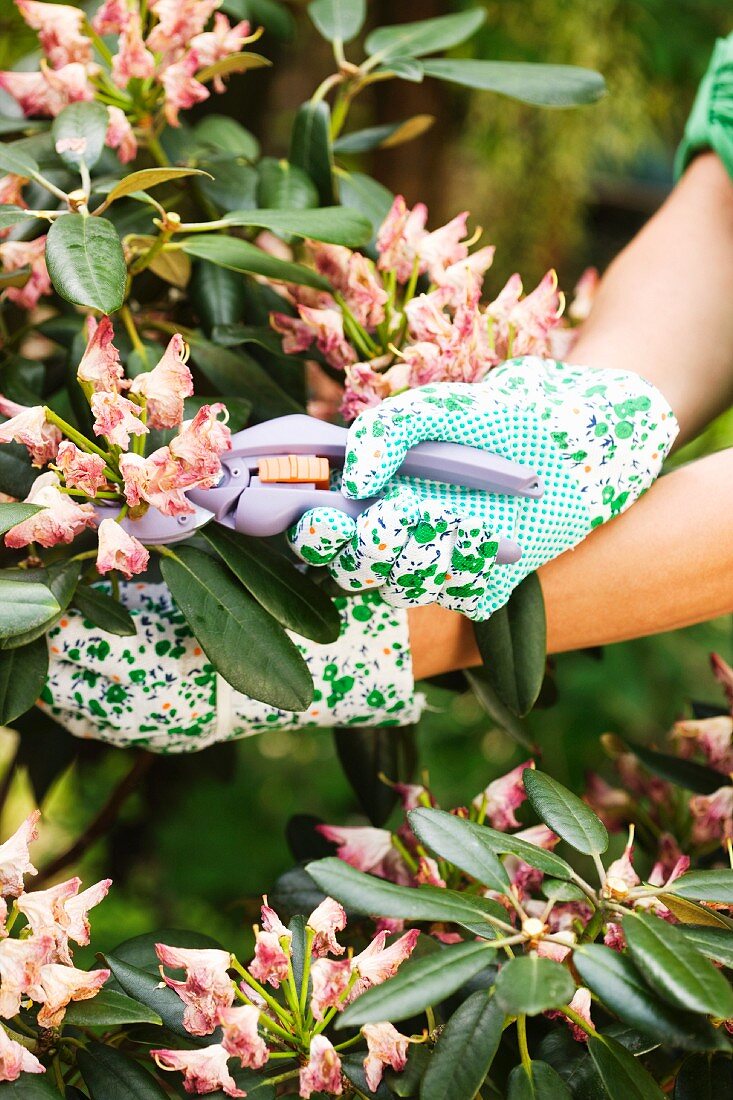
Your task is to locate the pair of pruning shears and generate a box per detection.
[112,414,544,565]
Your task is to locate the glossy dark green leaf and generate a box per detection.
[0,204,33,230]
[587,1035,664,1100]
[619,738,722,795]
[0,576,59,640]
[194,114,260,159]
[222,206,371,246]
[0,1077,62,1098]
[181,234,329,290]
[465,667,536,750]
[624,911,733,1018]
[523,769,608,855]
[0,502,42,536]
[197,157,258,213]
[336,169,394,234]
[51,101,109,169]
[365,10,485,60]
[541,879,588,901]
[472,572,546,716]
[308,0,365,43]
[420,991,503,1100]
[0,117,47,137]
[341,1054,393,1099]
[0,636,48,725]
[0,265,31,290]
[666,869,733,905]
[46,214,126,313]
[72,584,137,636]
[78,1041,169,1099]
[201,525,340,643]
[470,821,574,879]
[190,260,247,331]
[674,1053,733,1099]
[103,954,193,1038]
[337,940,494,1027]
[306,857,507,937]
[377,57,425,82]
[387,1045,430,1096]
[334,725,417,827]
[408,807,510,893]
[573,944,724,1051]
[256,157,318,210]
[1,561,81,649]
[0,143,42,181]
[676,925,733,968]
[334,115,434,154]
[64,988,162,1026]
[187,336,302,419]
[507,1061,573,1099]
[161,546,312,710]
[422,59,606,106]
[289,100,335,205]
[13,706,77,802]
[495,955,575,1016]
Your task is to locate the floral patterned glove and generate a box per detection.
[39,583,421,753]
[288,357,677,621]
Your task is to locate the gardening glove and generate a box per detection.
[288,357,677,621]
[38,582,421,753]
[675,30,733,181]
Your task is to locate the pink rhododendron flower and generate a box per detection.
[169,403,231,485]
[472,761,534,831]
[152,1044,244,1097]
[509,270,565,357]
[147,0,220,56]
[415,856,445,888]
[5,472,96,548]
[0,174,26,209]
[711,652,733,710]
[0,811,39,897]
[549,986,593,1043]
[568,267,599,322]
[249,931,289,989]
[604,832,640,897]
[311,244,387,329]
[120,449,194,517]
[191,13,253,91]
[689,785,733,845]
[111,12,155,87]
[376,195,428,283]
[260,896,291,940]
[434,246,496,302]
[349,929,420,1000]
[0,1020,44,1081]
[0,400,60,466]
[218,1004,268,1069]
[673,716,733,774]
[307,897,346,958]
[616,753,669,805]
[0,63,95,118]
[17,877,81,958]
[156,944,234,1036]
[420,211,472,280]
[0,235,51,309]
[77,316,126,394]
[317,825,398,878]
[90,392,148,449]
[92,0,130,35]
[64,878,112,947]
[297,305,357,370]
[160,53,209,127]
[604,921,626,952]
[299,1035,342,1098]
[33,962,109,1027]
[105,106,138,163]
[270,312,316,355]
[648,834,689,888]
[0,934,53,1017]
[537,935,574,963]
[96,519,150,580]
[310,957,351,1020]
[583,774,631,830]
[15,0,92,69]
[56,441,108,497]
[362,1022,412,1091]
[128,334,194,429]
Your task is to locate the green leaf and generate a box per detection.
[72,585,137,637]
[187,336,302,419]
[624,911,733,1018]
[195,114,260,159]
[289,100,335,205]
[190,260,247,331]
[421,59,606,107]
[523,769,609,855]
[334,115,435,154]
[306,857,508,937]
[0,1078,63,1098]
[51,101,109,169]
[103,954,192,1038]
[495,955,575,1016]
[587,1035,664,1100]
[377,57,425,82]
[573,944,724,1051]
[180,234,329,290]
[472,821,574,879]
[365,10,486,60]
[334,725,417,827]
[46,214,126,313]
[676,925,733,968]
[1,561,81,649]
[0,576,59,640]
[472,572,546,716]
[78,1041,169,1099]
[201,525,340,643]
[336,169,394,234]
[0,143,42,182]
[0,636,48,725]
[465,667,536,750]
[387,1045,430,1096]
[221,206,372,246]
[197,51,272,84]
[99,167,212,208]
[667,870,733,905]
[660,892,733,929]
[420,991,504,1100]
[308,0,365,43]
[337,941,494,1027]
[618,738,722,795]
[160,546,312,711]
[674,1053,733,1099]
[541,879,588,902]
[197,157,259,213]
[507,1061,573,1099]
[0,503,42,536]
[0,265,31,290]
[222,0,294,38]
[257,157,318,210]
[408,807,510,893]
[0,204,33,231]
[64,988,162,1027]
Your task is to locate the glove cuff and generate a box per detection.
[675,33,733,181]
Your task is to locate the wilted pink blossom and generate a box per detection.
[549,986,593,1043]
[0,63,94,118]
[420,211,471,280]
[307,897,346,958]
[0,400,60,466]
[270,312,316,355]
[311,244,387,329]
[111,12,155,87]
[616,753,669,805]
[16,877,81,953]
[509,270,565,357]
[160,53,209,127]
[568,267,599,322]
[583,773,630,830]
[148,0,220,56]
[376,195,428,283]
[537,936,574,963]
[0,235,51,309]
[604,921,625,951]
[169,403,231,486]
[128,334,194,429]
[673,716,733,774]
[92,0,130,35]
[152,1045,244,1097]
[156,944,234,1036]
[120,449,193,517]
[191,13,252,91]
[218,1004,268,1069]
[415,856,445,888]
[15,1,92,68]
[0,934,53,1017]
[349,929,420,1000]
[310,957,351,1020]
[340,357,398,422]
[105,106,137,163]
[0,811,39,897]
[604,833,640,898]
[33,962,109,1027]
[472,761,533,831]
[711,653,733,711]
[297,306,356,370]
[77,316,126,394]
[0,174,26,209]
[5,472,96,548]
[689,786,733,845]
[434,246,496,302]
[91,391,147,449]
[96,519,150,580]
[0,1019,44,1081]
[249,930,289,989]
[260,896,291,940]
[64,878,112,947]
[317,825,397,878]
[299,1035,342,1098]
[56,442,108,497]
[362,1022,411,1091]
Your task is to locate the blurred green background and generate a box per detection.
[1,0,732,958]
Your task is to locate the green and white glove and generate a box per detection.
[39,583,421,753]
[288,357,677,621]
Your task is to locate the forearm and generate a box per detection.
[567,152,733,445]
[409,447,733,677]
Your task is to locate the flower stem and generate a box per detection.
[231,958,293,1027]
[43,408,120,481]
[120,305,148,365]
[145,130,170,168]
[299,926,315,1017]
[517,1015,531,1074]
